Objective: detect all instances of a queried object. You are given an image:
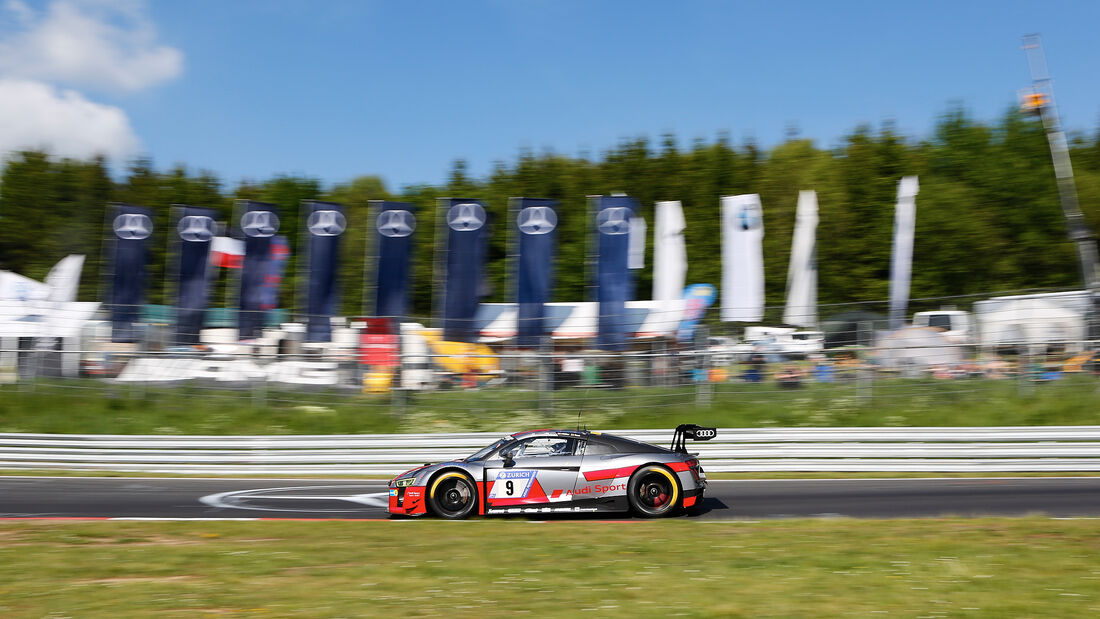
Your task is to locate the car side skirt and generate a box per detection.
[486,495,629,516]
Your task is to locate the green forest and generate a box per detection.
[1,107,1098,323]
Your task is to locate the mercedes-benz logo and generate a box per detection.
[177,215,216,242]
[596,206,631,235]
[376,209,416,238]
[517,206,556,235]
[241,210,279,237]
[307,210,347,236]
[447,202,485,232]
[113,213,152,240]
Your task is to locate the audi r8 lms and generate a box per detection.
[387,424,715,519]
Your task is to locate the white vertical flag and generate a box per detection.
[45,255,85,303]
[628,214,646,270]
[889,176,919,330]
[721,194,765,322]
[783,191,818,327]
[653,200,687,301]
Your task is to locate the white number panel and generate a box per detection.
[488,470,536,499]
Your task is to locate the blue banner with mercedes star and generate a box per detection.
[443,198,489,343]
[374,201,417,318]
[515,197,557,348]
[303,200,345,342]
[236,200,280,340]
[596,195,637,351]
[174,205,217,345]
[109,203,153,343]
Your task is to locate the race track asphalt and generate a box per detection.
[2,476,1100,520]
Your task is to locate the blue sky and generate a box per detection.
[2,1,1099,192]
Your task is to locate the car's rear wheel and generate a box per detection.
[627,464,680,517]
[428,471,477,519]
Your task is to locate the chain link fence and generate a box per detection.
[2,292,1097,419]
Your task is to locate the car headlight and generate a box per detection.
[394,477,416,488]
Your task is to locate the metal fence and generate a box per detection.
[3,427,1100,475]
[1,344,1097,425]
[2,290,1098,416]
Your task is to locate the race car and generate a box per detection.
[387,424,715,519]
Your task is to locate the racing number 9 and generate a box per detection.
[506,480,514,495]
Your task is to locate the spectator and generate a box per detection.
[776,365,802,389]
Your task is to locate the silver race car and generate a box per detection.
[387,424,715,519]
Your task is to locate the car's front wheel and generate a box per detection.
[428,471,477,519]
[627,464,680,517]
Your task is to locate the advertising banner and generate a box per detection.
[236,200,280,339]
[108,203,153,342]
[514,198,557,348]
[442,198,489,342]
[260,236,289,312]
[596,195,637,350]
[303,200,345,341]
[720,194,765,322]
[173,205,217,345]
[889,177,919,330]
[783,191,819,328]
[677,283,717,341]
[653,200,687,302]
[373,201,417,318]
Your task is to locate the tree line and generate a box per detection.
[1,107,1098,323]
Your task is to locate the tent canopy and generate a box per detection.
[875,326,962,369]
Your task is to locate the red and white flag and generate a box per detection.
[210,236,244,269]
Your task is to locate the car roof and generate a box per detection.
[510,429,588,439]
[508,429,670,454]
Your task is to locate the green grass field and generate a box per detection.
[1,518,1098,617]
[1,375,1097,435]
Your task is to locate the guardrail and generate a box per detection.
[3,427,1100,475]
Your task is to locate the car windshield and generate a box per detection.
[465,437,510,461]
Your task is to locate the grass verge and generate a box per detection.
[1,518,1098,617]
[1,375,1098,435]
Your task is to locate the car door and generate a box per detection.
[484,436,583,511]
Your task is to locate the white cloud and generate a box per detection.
[0,78,139,160]
[0,0,182,93]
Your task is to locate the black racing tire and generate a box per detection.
[627,464,681,518]
[427,471,478,520]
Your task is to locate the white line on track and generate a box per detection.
[200,486,390,512]
[110,517,262,521]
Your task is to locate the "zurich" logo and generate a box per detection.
[241,210,279,238]
[177,215,216,242]
[307,210,347,236]
[596,206,631,235]
[113,214,152,240]
[517,206,556,235]
[447,202,485,232]
[376,210,416,238]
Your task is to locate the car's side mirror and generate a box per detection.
[502,452,515,468]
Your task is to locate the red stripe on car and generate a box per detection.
[583,465,638,482]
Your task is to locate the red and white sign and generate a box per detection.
[210,236,244,269]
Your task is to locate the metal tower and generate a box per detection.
[1020,34,1100,293]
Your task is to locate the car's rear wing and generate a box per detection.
[671,424,717,453]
